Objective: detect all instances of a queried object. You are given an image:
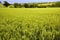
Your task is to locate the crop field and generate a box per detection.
[0,8,60,40]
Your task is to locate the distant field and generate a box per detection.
[0,8,60,40]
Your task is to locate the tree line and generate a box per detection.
[0,1,60,8]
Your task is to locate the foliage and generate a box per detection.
[14,3,19,8]
[4,1,10,7]
[8,5,14,8]
[0,1,1,3]
[55,2,60,7]
[23,3,29,8]
[0,1,60,8]
[0,4,5,8]
[19,4,22,8]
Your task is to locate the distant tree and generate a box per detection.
[19,4,22,8]
[29,4,34,8]
[0,1,1,3]
[29,3,37,8]
[24,3,29,8]
[33,3,37,8]
[4,1,10,7]
[29,4,35,8]
[34,3,38,8]
[55,2,60,7]
[50,4,55,7]
[14,3,19,8]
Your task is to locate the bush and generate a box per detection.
[0,4,5,8]
[8,5,14,8]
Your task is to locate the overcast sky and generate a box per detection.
[0,0,60,3]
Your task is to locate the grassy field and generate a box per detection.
[0,8,60,40]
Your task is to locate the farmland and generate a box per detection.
[0,8,60,40]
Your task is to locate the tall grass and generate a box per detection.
[0,8,60,40]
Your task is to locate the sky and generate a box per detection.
[0,0,60,4]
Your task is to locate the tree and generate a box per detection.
[0,1,1,4]
[19,4,22,8]
[24,3,29,8]
[29,3,37,8]
[14,3,19,8]
[30,4,34,8]
[55,2,60,7]
[4,1,10,7]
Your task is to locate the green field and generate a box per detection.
[0,8,60,40]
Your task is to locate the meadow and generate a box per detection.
[0,8,60,40]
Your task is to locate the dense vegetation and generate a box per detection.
[0,8,60,40]
[0,1,60,8]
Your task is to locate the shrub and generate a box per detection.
[0,4,5,8]
[8,5,14,8]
